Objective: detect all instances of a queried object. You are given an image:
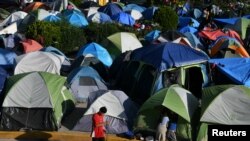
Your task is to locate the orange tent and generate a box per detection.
[20,39,43,53]
[23,2,51,13]
[210,37,249,58]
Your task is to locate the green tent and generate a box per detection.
[225,18,250,40]
[197,85,250,141]
[105,32,142,59]
[134,84,199,140]
[0,72,76,131]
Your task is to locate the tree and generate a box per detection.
[153,6,178,31]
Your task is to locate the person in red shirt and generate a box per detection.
[91,107,108,141]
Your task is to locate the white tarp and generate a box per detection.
[0,11,27,29]
[0,22,17,35]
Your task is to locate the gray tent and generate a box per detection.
[67,66,107,102]
[73,90,139,134]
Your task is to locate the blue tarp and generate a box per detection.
[0,48,16,69]
[144,30,161,42]
[98,3,123,17]
[123,4,146,13]
[209,58,250,87]
[131,42,209,71]
[178,17,200,28]
[77,42,113,67]
[111,12,135,26]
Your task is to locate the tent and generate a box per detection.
[87,12,112,24]
[142,6,158,20]
[184,32,204,50]
[197,85,250,141]
[111,12,135,26]
[20,39,43,53]
[0,66,8,94]
[0,22,17,35]
[77,42,113,67]
[0,48,17,69]
[0,72,75,131]
[157,30,186,43]
[131,42,209,72]
[178,17,200,28]
[209,58,250,86]
[64,10,89,27]
[144,30,161,42]
[125,10,142,20]
[23,2,51,13]
[14,51,65,75]
[210,36,249,58]
[179,26,198,34]
[87,7,99,18]
[71,54,109,82]
[98,3,123,17]
[134,85,199,140]
[225,18,250,40]
[0,11,27,29]
[67,66,108,102]
[40,46,71,72]
[42,14,61,22]
[73,90,139,133]
[123,4,146,13]
[106,32,142,58]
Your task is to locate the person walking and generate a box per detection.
[91,107,108,141]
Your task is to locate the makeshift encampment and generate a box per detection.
[73,90,139,134]
[67,66,107,102]
[197,85,250,141]
[77,42,113,67]
[0,72,75,131]
[98,3,123,17]
[63,10,88,27]
[134,85,199,141]
[14,51,65,75]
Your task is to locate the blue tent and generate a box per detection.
[65,10,88,27]
[209,58,250,87]
[87,12,112,23]
[111,12,135,26]
[213,18,239,25]
[243,15,250,19]
[178,17,200,28]
[184,32,204,50]
[131,42,209,71]
[123,4,146,13]
[43,15,61,22]
[179,26,198,34]
[77,42,113,67]
[144,30,161,42]
[0,66,8,94]
[142,6,158,20]
[98,3,123,17]
[0,48,16,69]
